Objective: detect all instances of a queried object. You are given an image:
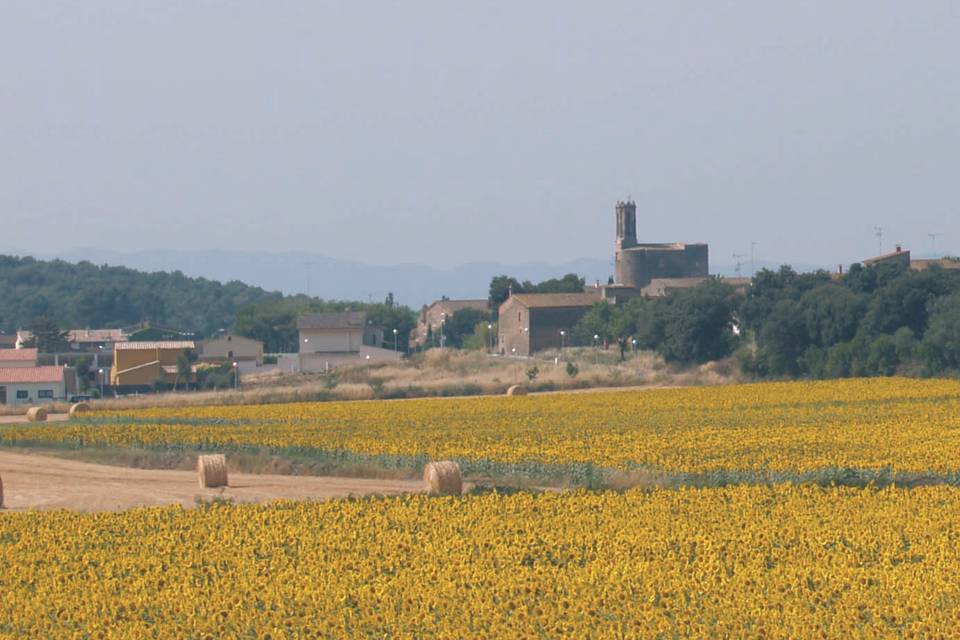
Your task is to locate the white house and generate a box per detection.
[298,312,384,353]
[0,366,72,405]
[293,312,399,372]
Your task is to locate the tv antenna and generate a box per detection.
[732,253,746,277]
[929,232,942,256]
[873,226,884,256]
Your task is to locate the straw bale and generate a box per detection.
[69,402,91,418]
[423,460,462,496]
[198,454,229,488]
[26,407,47,422]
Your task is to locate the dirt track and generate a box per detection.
[0,413,69,424]
[0,450,425,512]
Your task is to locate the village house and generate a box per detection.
[282,312,401,373]
[0,366,75,405]
[110,341,196,388]
[198,334,264,367]
[498,291,603,357]
[413,299,489,347]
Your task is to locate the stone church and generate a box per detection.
[606,199,708,299]
[498,199,712,356]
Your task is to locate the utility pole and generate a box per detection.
[750,241,758,277]
[929,233,942,257]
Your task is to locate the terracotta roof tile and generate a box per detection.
[114,341,195,351]
[508,291,603,309]
[0,348,38,362]
[0,366,66,384]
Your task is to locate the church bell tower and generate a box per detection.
[615,199,637,251]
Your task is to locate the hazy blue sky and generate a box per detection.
[2,1,958,269]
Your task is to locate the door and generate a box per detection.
[0,386,6,405]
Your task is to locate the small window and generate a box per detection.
[518,312,521,322]
[38,390,54,399]
[16,390,28,399]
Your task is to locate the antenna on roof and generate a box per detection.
[732,253,746,277]
[929,232,943,257]
[874,226,884,256]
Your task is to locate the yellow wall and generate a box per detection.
[112,348,191,386]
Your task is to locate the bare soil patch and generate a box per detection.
[0,449,425,513]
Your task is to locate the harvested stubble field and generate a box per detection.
[3,377,960,637]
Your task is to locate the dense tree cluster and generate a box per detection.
[573,280,740,363]
[743,263,960,377]
[0,255,283,337]
[0,256,418,352]
[573,261,960,377]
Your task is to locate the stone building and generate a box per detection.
[413,299,489,347]
[498,290,603,357]
[612,199,708,289]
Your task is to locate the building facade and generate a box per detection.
[199,334,264,365]
[498,292,603,357]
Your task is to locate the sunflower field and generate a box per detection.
[3,378,960,637]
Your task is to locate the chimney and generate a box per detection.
[896,245,902,253]
[838,264,843,274]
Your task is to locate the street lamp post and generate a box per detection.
[560,330,566,355]
[98,368,104,399]
[632,338,638,359]
[487,323,493,354]
[594,334,600,365]
[392,328,398,354]
[233,362,239,390]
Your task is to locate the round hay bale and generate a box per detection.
[197,454,229,488]
[26,407,47,422]
[69,402,91,418]
[506,384,528,397]
[423,460,462,496]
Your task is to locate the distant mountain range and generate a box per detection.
[2,247,831,308]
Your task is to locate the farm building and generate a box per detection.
[110,341,196,387]
[0,366,74,405]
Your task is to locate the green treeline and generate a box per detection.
[0,255,417,351]
[568,261,960,377]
